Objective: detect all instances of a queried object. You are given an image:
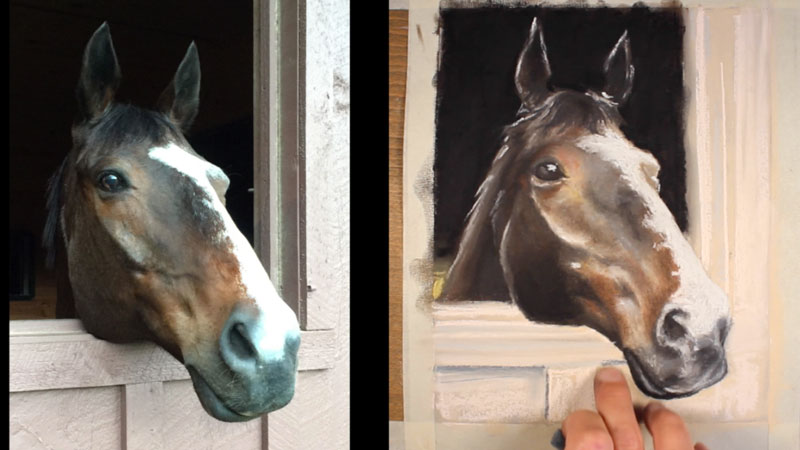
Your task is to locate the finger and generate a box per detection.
[694,443,709,450]
[643,402,693,450]
[562,409,613,450]
[593,367,644,450]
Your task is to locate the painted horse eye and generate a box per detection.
[532,161,565,182]
[97,171,128,193]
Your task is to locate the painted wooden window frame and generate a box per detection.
[403,1,781,446]
[11,0,344,447]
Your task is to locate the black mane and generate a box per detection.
[76,103,183,165]
[43,156,67,268]
[500,90,621,170]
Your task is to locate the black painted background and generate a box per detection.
[433,6,687,258]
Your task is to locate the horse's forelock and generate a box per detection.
[506,90,622,145]
[75,103,183,167]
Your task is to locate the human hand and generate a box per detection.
[556,367,708,450]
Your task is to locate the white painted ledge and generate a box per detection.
[433,301,624,368]
[10,319,336,393]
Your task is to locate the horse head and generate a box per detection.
[45,23,300,421]
[445,18,731,399]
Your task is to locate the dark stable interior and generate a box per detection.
[433,6,687,261]
[10,2,253,319]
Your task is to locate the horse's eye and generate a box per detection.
[532,161,565,182]
[97,171,128,193]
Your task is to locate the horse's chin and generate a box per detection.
[622,350,687,399]
[187,366,262,422]
[622,349,726,400]
[186,365,296,422]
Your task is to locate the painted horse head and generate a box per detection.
[43,23,300,421]
[443,19,731,399]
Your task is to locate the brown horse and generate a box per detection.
[443,19,731,399]
[43,23,300,421]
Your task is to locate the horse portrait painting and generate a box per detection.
[436,9,731,400]
[42,22,301,422]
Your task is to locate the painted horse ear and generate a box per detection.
[76,22,121,122]
[515,18,552,111]
[602,30,634,105]
[158,42,201,132]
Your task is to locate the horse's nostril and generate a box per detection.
[696,343,722,368]
[661,309,688,341]
[229,322,257,360]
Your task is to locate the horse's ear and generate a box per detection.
[158,42,201,132]
[76,22,121,122]
[515,18,552,111]
[602,31,634,105]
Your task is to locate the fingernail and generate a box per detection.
[596,367,625,382]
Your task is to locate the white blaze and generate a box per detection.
[149,143,300,359]
[574,129,730,341]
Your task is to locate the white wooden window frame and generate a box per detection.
[10,0,349,448]
[403,0,783,447]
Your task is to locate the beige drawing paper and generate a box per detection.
[402,0,799,448]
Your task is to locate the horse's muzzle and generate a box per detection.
[220,303,301,375]
[188,302,301,422]
[624,317,730,399]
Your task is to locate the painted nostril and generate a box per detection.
[228,322,257,361]
[661,309,688,341]
[696,343,722,368]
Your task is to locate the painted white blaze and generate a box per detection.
[149,142,300,360]
[574,129,730,344]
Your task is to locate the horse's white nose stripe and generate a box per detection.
[148,143,300,340]
[575,129,730,337]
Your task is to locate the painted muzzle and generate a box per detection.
[575,130,733,398]
[626,270,731,399]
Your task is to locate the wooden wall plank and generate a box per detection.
[123,382,166,450]
[10,339,189,392]
[10,386,123,449]
[304,0,351,331]
[267,368,348,449]
[159,380,262,450]
[10,327,337,392]
[389,9,408,423]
